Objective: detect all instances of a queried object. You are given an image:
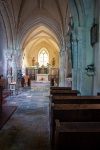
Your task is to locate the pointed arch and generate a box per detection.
[38,48,49,66]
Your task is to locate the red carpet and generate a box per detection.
[0,106,17,130]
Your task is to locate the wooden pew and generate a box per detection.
[49,95,100,123]
[50,95,100,104]
[49,95,100,146]
[0,86,11,106]
[0,79,8,89]
[50,87,72,97]
[0,85,3,112]
[50,103,100,146]
[50,86,71,90]
[54,119,100,150]
[0,79,11,105]
[50,89,80,96]
[49,96,100,123]
[97,92,100,96]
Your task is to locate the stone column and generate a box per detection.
[71,31,78,90]
[59,47,66,87]
[66,35,71,74]
[12,50,22,82]
[5,50,13,85]
[74,27,93,95]
[64,49,69,86]
[65,35,72,86]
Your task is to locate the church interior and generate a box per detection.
[0,0,100,149]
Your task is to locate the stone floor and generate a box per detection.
[0,81,51,150]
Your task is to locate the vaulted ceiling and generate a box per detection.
[5,0,68,52]
[0,0,70,66]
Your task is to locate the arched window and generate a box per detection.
[38,49,49,66]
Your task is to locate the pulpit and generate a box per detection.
[36,74,49,81]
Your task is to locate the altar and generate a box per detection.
[36,74,49,81]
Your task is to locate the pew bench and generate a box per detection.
[0,79,8,89]
[50,89,80,96]
[49,89,80,100]
[97,92,100,96]
[54,119,100,150]
[0,86,3,112]
[50,86,80,96]
[50,103,100,146]
[50,95,100,104]
[0,86,11,112]
[49,95,100,123]
[50,86,71,90]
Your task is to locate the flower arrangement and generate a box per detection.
[40,77,45,81]
[85,64,95,76]
[85,64,95,72]
[47,63,51,68]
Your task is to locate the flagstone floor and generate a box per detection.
[0,81,51,150]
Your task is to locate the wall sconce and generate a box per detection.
[85,64,95,76]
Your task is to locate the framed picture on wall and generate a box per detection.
[91,24,98,46]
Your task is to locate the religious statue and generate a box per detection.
[35,62,39,69]
[52,58,55,66]
[32,57,35,66]
[47,63,51,68]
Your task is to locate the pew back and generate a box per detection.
[0,86,3,112]
[54,119,100,150]
[51,95,100,104]
[50,87,71,90]
[49,96,100,124]
[50,89,80,96]
[50,103,100,146]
